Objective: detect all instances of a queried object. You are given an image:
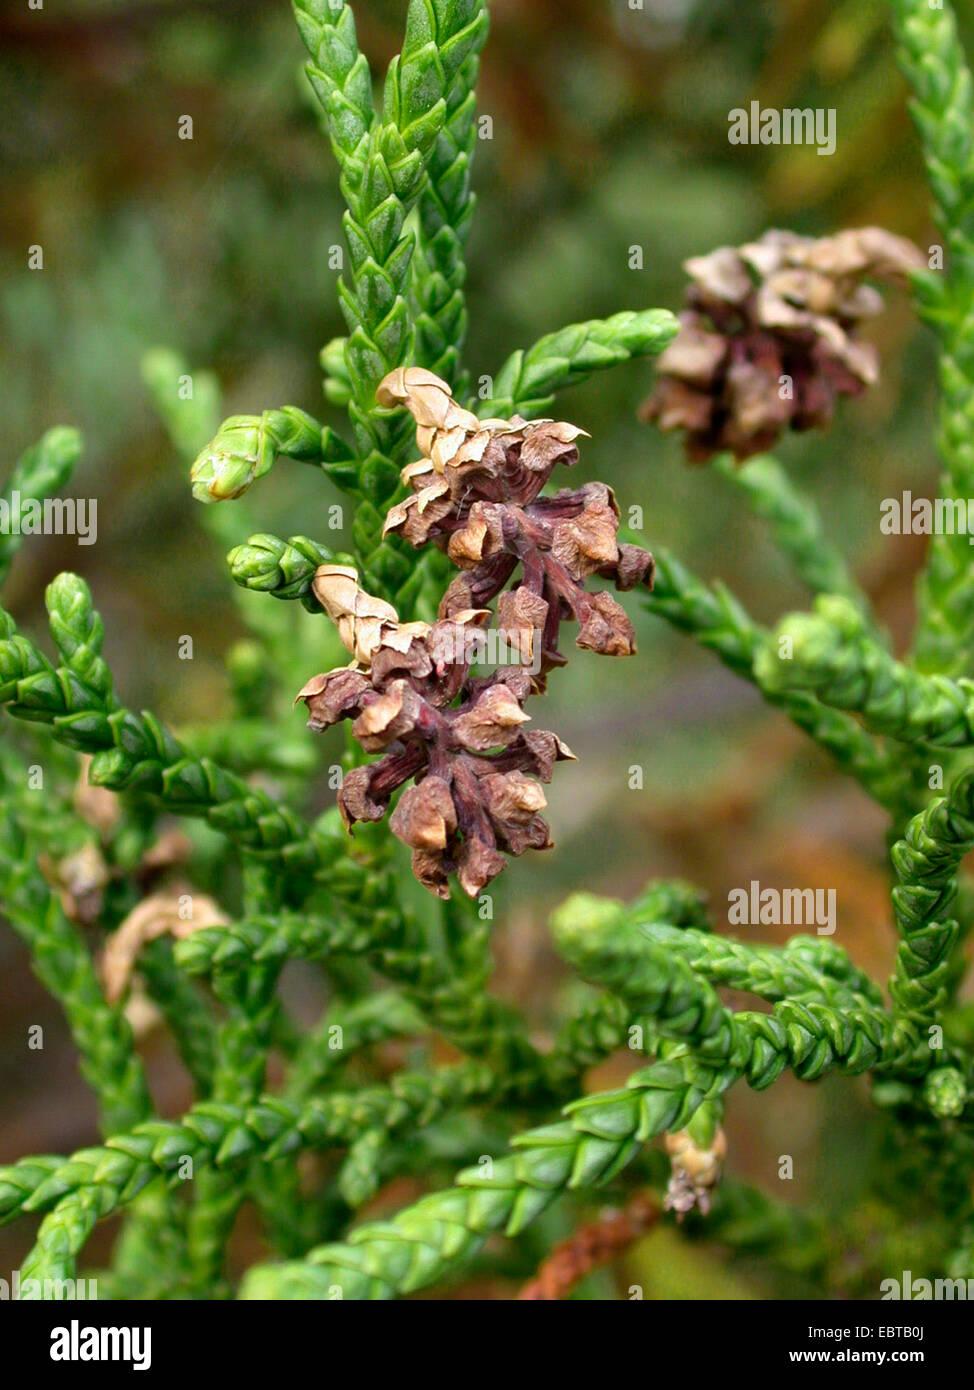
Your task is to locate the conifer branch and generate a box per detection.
[411,43,484,391]
[13,1063,497,1284]
[292,0,374,183]
[190,409,349,504]
[480,310,678,418]
[227,534,350,607]
[0,428,82,586]
[240,990,908,1300]
[305,1,490,612]
[4,0,974,1307]
[891,0,974,673]
[889,766,974,1028]
[0,808,151,1136]
[757,594,974,748]
[0,583,323,870]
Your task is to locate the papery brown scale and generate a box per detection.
[426,610,491,675]
[640,378,714,435]
[411,847,452,899]
[452,683,531,752]
[576,590,637,657]
[726,358,790,439]
[351,680,423,752]
[474,729,575,783]
[337,765,388,827]
[295,668,371,731]
[480,770,548,825]
[312,564,400,664]
[608,543,655,592]
[685,245,754,304]
[457,836,507,898]
[389,776,457,851]
[497,587,549,665]
[369,638,434,687]
[654,318,727,385]
[439,554,519,618]
[518,422,584,473]
[447,506,493,568]
[521,729,576,780]
[499,816,553,857]
[550,501,621,580]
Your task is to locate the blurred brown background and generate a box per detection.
[2,0,969,1295]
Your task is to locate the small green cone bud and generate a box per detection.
[923,1066,966,1118]
[191,415,274,502]
[227,534,350,602]
[191,408,323,502]
[755,596,863,694]
[550,893,626,955]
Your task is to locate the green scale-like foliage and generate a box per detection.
[3,0,974,1303]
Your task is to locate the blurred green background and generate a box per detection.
[2,0,971,1296]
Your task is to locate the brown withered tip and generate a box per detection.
[664,1126,728,1218]
[39,842,111,926]
[641,226,925,464]
[100,889,227,1004]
